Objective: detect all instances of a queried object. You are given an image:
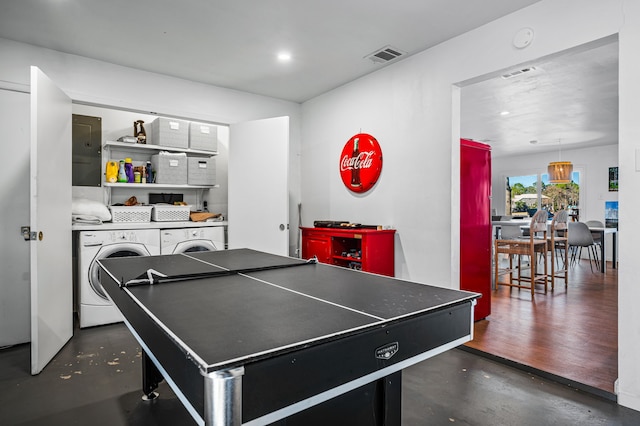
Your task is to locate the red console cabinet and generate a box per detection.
[300,227,395,277]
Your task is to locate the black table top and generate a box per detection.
[98,249,478,372]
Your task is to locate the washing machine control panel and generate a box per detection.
[80,230,160,246]
[83,231,139,243]
[161,228,204,244]
[159,226,225,254]
[189,229,204,238]
[112,231,138,242]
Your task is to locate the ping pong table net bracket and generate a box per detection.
[119,256,318,288]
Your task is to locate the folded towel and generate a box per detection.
[72,198,111,221]
[72,214,103,225]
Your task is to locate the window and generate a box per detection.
[541,172,580,221]
[506,171,580,220]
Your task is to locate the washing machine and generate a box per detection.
[160,226,225,254]
[78,229,160,328]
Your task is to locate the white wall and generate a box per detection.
[301,0,640,411]
[0,90,30,346]
[617,0,640,412]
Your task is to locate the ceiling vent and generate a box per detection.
[501,66,537,79]
[365,45,406,64]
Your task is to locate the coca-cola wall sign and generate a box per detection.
[339,133,383,193]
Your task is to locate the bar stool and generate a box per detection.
[494,210,549,297]
[548,210,569,290]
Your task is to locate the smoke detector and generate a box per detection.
[365,45,406,64]
[501,66,537,79]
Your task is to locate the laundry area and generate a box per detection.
[71,106,226,329]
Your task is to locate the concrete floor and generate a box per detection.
[1,322,639,425]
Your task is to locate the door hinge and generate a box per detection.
[21,226,37,241]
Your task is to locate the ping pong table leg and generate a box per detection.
[203,366,245,426]
[376,371,402,426]
[141,350,163,400]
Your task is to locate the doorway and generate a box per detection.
[458,39,619,395]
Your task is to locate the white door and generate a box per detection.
[0,89,31,347]
[30,67,73,374]
[228,116,289,255]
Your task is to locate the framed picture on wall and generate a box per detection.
[605,201,618,228]
[608,167,618,191]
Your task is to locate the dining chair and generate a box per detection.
[494,209,549,296]
[547,210,569,290]
[568,221,600,273]
[585,220,604,248]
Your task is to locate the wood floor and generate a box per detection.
[465,258,617,395]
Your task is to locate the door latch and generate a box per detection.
[21,226,42,241]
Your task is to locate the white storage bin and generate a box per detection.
[109,205,153,223]
[189,122,218,152]
[151,204,191,222]
[188,157,216,186]
[148,118,189,149]
[151,153,188,185]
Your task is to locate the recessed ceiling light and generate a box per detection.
[277,52,291,62]
[500,111,510,116]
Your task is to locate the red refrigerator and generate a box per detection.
[460,139,491,321]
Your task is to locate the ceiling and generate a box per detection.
[0,1,618,158]
[0,0,540,103]
[461,39,619,158]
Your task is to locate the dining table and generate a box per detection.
[589,226,618,273]
[492,220,618,274]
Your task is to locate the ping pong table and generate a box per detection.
[98,248,479,426]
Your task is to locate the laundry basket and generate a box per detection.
[151,204,191,222]
[109,205,153,223]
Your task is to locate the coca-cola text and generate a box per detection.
[340,151,375,172]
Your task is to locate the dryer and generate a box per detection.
[160,226,225,254]
[78,229,160,328]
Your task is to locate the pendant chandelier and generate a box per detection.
[548,139,573,184]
